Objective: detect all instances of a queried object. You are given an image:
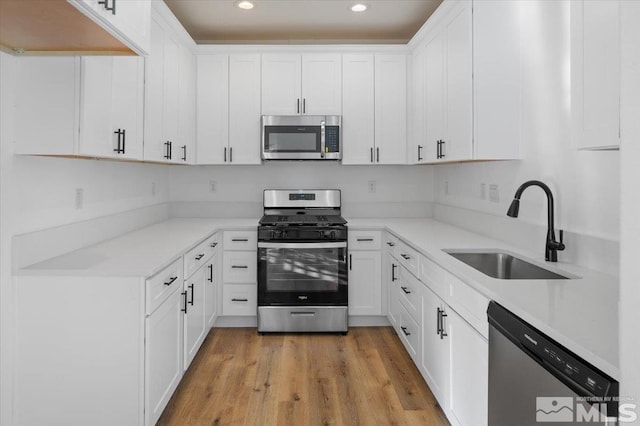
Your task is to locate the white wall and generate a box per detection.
[169,162,435,218]
[433,1,619,273]
[619,0,640,414]
[0,52,170,425]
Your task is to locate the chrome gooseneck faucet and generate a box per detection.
[506,180,565,262]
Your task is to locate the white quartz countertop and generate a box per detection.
[18,218,258,278]
[348,218,619,379]
[18,216,619,378]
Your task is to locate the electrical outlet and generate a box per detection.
[444,181,449,195]
[151,182,156,197]
[489,184,500,203]
[480,183,487,200]
[75,188,83,209]
[209,180,217,193]
[368,180,376,194]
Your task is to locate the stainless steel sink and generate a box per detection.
[444,250,572,280]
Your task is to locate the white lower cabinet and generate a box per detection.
[449,308,488,426]
[348,250,382,315]
[385,251,401,327]
[183,266,207,369]
[145,287,183,426]
[421,284,451,410]
[221,230,258,316]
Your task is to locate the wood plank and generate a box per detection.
[157,327,449,426]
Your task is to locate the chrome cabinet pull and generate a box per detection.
[188,284,195,306]
[401,286,411,294]
[391,263,397,282]
[370,147,374,163]
[195,253,205,260]
[418,145,423,161]
[232,238,249,242]
[401,326,411,336]
[231,265,248,269]
[400,254,411,260]
[181,291,188,313]
[181,145,187,162]
[208,264,213,282]
[376,147,380,163]
[98,0,115,14]
[357,238,374,242]
[231,298,248,302]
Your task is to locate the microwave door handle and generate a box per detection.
[320,120,326,159]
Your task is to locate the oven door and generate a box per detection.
[258,241,348,306]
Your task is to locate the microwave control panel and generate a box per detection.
[325,126,340,153]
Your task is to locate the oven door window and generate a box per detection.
[264,126,321,153]
[258,245,347,305]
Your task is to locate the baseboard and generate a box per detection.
[213,315,390,328]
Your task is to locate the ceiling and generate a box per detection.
[164,0,443,44]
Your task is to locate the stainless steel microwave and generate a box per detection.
[261,115,341,160]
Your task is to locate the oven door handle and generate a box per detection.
[258,242,347,249]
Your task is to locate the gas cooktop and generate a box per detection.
[259,214,347,226]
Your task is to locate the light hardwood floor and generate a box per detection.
[158,327,449,426]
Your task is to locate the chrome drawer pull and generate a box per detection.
[290,312,316,317]
[400,254,411,260]
[357,238,374,242]
[232,238,249,242]
[401,326,411,336]
[231,298,248,302]
[401,286,411,294]
[231,265,248,269]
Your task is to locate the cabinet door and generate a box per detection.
[443,4,473,162]
[301,54,342,115]
[197,55,229,164]
[79,56,114,157]
[111,56,144,160]
[163,35,181,161]
[449,309,488,426]
[385,253,400,327]
[421,286,450,406]
[184,267,207,370]
[348,250,382,316]
[144,18,167,162]
[145,289,183,426]
[424,31,445,163]
[229,54,262,164]
[204,254,219,328]
[341,54,375,165]
[261,54,302,115]
[178,48,196,164]
[410,45,427,164]
[375,55,407,164]
[571,0,621,150]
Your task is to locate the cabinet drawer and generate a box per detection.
[398,303,421,363]
[447,273,490,338]
[348,230,382,250]
[146,258,183,315]
[222,284,257,316]
[419,255,450,301]
[398,266,422,322]
[397,241,420,277]
[223,251,257,283]
[383,232,400,258]
[184,233,218,279]
[224,230,257,251]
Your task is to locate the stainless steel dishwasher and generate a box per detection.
[487,302,618,425]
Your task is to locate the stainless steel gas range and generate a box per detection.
[257,189,348,333]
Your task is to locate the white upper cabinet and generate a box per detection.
[144,16,194,164]
[571,0,621,150]
[261,54,342,115]
[228,54,262,164]
[261,55,302,115]
[342,54,375,164]
[15,56,144,161]
[80,56,144,160]
[414,0,523,163]
[342,54,407,165]
[196,55,230,165]
[374,54,408,164]
[410,46,427,164]
[68,0,151,55]
[423,3,473,163]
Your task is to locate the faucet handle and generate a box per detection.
[559,229,563,244]
[556,229,566,251]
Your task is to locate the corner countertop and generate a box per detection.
[17,216,619,378]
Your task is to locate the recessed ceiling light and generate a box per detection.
[351,3,367,12]
[235,0,254,10]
